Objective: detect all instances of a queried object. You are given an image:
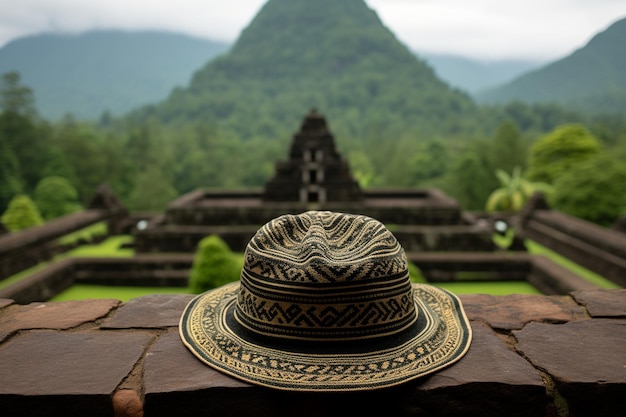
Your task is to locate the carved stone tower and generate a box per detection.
[263,109,363,203]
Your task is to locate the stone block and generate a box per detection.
[459,293,585,330]
[143,322,548,417]
[515,319,626,416]
[407,322,547,417]
[0,330,153,417]
[102,294,195,329]
[0,298,120,334]
[570,288,626,317]
[0,298,13,309]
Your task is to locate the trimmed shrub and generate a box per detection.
[408,261,426,283]
[1,194,44,232]
[189,235,243,293]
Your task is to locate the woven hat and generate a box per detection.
[179,211,471,391]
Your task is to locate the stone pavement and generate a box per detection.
[0,289,624,417]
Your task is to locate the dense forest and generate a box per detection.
[2,69,626,229]
[2,0,626,230]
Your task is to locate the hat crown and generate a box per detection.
[235,211,417,341]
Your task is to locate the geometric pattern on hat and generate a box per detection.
[180,211,472,391]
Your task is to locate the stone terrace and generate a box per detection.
[518,193,626,287]
[1,288,624,417]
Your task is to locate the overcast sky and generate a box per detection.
[1,0,625,61]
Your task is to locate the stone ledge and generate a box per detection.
[0,289,624,417]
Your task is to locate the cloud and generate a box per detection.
[367,0,626,60]
[0,0,267,44]
[0,0,625,60]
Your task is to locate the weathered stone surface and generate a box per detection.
[515,319,626,383]
[0,329,154,416]
[0,331,154,395]
[570,288,626,317]
[515,319,626,416]
[402,322,547,417]
[144,331,437,417]
[143,323,547,417]
[1,293,624,417]
[102,294,195,329]
[459,293,585,329]
[422,322,544,387]
[0,298,119,334]
[0,299,15,342]
[144,328,249,395]
[112,389,144,417]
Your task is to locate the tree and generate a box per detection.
[347,150,375,187]
[444,146,495,210]
[189,235,243,293]
[0,139,24,211]
[127,166,178,212]
[551,153,626,226]
[488,120,527,172]
[1,72,36,117]
[34,176,83,220]
[1,194,43,232]
[527,124,601,184]
[409,140,448,185]
[485,167,551,212]
[52,120,130,202]
[0,72,51,193]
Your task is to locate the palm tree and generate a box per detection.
[486,167,551,212]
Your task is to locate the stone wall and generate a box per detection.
[134,223,496,254]
[0,289,624,417]
[0,252,600,305]
[0,255,193,304]
[407,252,598,295]
[135,186,475,254]
[0,184,129,281]
[518,195,626,287]
[0,210,110,280]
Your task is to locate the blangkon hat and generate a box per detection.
[179,211,471,391]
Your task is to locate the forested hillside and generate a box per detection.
[479,17,626,115]
[128,0,482,139]
[0,31,229,120]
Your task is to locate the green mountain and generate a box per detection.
[130,0,481,138]
[478,17,626,114]
[0,30,229,120]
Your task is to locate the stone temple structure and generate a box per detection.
[263,109,363,204]
[133,109,495,254]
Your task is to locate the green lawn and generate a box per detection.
[525,240,620,289]
[434,281,541,295]
[57,221,108,246]
[51,285,191,302]
[64,235,134,257]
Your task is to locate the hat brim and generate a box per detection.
[179,281,472,391]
